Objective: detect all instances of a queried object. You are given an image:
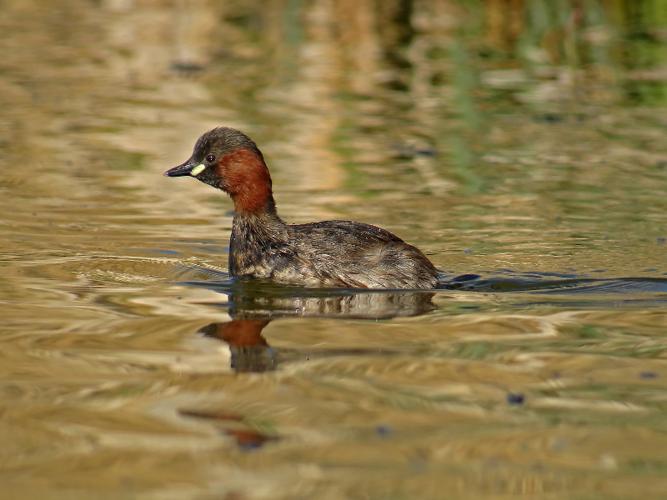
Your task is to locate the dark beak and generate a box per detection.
[164,159,197,177]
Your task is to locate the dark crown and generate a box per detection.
[193,127,262,161]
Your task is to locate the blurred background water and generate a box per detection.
[0,0,666,498]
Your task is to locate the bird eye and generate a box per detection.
[206,154,216,163]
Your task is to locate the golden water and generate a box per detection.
[1,1,666,498]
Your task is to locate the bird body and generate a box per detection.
[165,127,439,289]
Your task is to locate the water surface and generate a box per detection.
[1,1,666,498]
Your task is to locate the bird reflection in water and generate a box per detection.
[199,319,275,373]
[182,282,435,449]
[197,282,436,373]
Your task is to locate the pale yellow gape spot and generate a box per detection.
[190,164,206,176]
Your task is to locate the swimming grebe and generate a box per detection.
[164,127,439,289]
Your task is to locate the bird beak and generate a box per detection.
[164,159,206,177]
